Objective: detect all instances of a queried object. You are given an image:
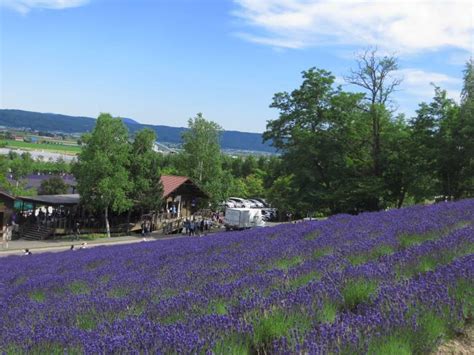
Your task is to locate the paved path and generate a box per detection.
[0,232,191,257]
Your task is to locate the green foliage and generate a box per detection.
[214,335,251,355]
[181,113,222,205]
[316,302,338,324]
[73,113,133,237]
[273,256,303,271]
[348,245,394,265]
[68,281,90,295]
[398,232,438,249]
[367,335,412,355]
[208,300,228,315]
[341,279,378,310]
[129,128,163,212]
[39,176,68,195]
[312,247,333,260]
[252,309,311,351]
[289,271,320,289]
[29,290,46,302]
[76,313,97,330]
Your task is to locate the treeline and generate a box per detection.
[262,51,473,216]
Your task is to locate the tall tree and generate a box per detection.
[345,48,402,179]
[459,60,474,197]
[410,86,466,199]
[129,129,163,213]
[73,113,132,237]
[264,68,370,215]
[181,113,222,205]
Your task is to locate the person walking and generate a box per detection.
[2,224,12,249]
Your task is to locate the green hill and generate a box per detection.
[0,109,275,153]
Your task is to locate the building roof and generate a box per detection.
[17,194,80,206]
[14,175,206,206]
[0,189,15,201]
[160,175,207,198]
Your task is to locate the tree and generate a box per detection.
[459,60,474,197]
[181,113,223,205]
[409,86,466,200]
[345,48,402,179]
[264,68,371,215]
[72,113,132,237]
[129,129,163,213]
[9,153,33,187]
[39,176,69,195]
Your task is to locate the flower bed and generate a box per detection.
[1,200,473,354]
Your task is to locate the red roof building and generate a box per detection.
[159,175,208,218]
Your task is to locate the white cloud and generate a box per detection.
[232,0,474,54]
[397,68,462,102]
[2,0,89,14]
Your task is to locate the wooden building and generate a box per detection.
[161,175,208,218]
[11,175,208,239]
[0,190,15,230]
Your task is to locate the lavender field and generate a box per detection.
[1,200,473,354]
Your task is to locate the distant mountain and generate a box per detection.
[0,109,275,153]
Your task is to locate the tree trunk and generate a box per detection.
[397,187,406,209]
[105,206,111,238]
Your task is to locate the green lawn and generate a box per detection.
[1,140,81,154]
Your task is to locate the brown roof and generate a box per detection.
[160,175,207,198]
[160,175,191,197]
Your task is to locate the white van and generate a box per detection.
[224,208,265,230]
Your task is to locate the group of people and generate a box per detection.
[183,218,212,236]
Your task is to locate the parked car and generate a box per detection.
[248,199,265,208]
[254,198,270,208]
[228,197,252,208]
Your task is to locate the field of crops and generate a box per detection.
[1,140,81,154]
[1,200,473,354]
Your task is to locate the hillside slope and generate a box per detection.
[0,109,275,153]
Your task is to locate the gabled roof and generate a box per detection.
[160,175,207,198]
[0,189,15,201]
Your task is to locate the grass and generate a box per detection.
[273,256,303,271]
[316,302,338,324]
[252,309,311,352]
[341,279,378,310]
[214,335,251,355]
[68,281,90,295]
[29,290,46,302]
[367,335,412,355]
[312,247,333,260]
[398,232,439,249]
[208,300,228,315]
[4,344,83,355]
[76,313,97,330]
[289,271,320,289]
[1,140,80,154]
[450,279,474,320]
[350,245,395,265]
[108,287,130,298]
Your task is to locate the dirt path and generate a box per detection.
[434,323,474,354]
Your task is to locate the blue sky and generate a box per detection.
[1,0,472,133]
